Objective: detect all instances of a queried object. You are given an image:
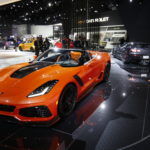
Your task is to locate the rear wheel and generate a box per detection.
[19,46,23,51]
[58,84,77,118]
[30,47,34,52]
[103,63,111,82]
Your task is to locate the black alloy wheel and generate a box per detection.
[58,84,77,118]
[30,47,34,52]
[19,46,23,51]
[103,63,111,82]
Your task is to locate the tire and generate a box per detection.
[103,63,111,82]
[58,84,77,118]
[30,47,34,52]
[19,46,23,51]
[140,60,150,66]
[4,46,8,50]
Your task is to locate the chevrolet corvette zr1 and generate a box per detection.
[0,49,111,124]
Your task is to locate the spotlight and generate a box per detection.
[48,3,52,7]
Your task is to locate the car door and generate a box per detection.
[76,54,99,95]
[25,41,32,50]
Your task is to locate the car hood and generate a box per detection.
[0,62,81,104]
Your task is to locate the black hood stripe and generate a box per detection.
[11,62,54,79]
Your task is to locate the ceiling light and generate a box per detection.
[48,3,52,7]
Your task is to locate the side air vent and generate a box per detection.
[74,75,84,86]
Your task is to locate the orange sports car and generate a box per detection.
[0,48,111,125]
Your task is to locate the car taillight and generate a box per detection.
[130,48,141,52]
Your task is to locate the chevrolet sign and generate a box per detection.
[86,17,109,24]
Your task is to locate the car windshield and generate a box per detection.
[34,49,91,67]
[134,44,150,49]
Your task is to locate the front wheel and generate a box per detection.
[103,63,111,82]
[58,84,77,118]
[4,46,8,50]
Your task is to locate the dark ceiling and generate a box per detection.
[0,0,121,25]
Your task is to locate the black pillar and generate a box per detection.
[27,24,31,34]
[62,0,72,37]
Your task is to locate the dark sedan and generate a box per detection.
[113,42,150,65]
[4,39,16,50]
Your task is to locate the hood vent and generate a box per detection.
[11,62,54,79]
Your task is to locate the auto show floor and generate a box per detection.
[0,50,34,69]
[0,51,150,150]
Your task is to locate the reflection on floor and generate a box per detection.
[0,52,150,150]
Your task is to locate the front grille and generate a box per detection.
[19,106,52,118]
[0,105,16,112]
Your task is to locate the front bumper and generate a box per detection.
[0,103,58,123]
[129,54,150,62]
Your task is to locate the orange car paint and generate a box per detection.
[0,50,110,123]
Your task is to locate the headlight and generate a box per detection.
[28,80,58,98]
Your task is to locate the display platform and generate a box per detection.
[0,53,150,150]
[0,50,34,69]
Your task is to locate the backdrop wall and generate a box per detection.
[31,25,53,37]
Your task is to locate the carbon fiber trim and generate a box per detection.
[74,75,84,86]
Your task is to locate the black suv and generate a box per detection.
[113,42,150,65]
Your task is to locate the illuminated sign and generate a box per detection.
[86,17,109,23]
